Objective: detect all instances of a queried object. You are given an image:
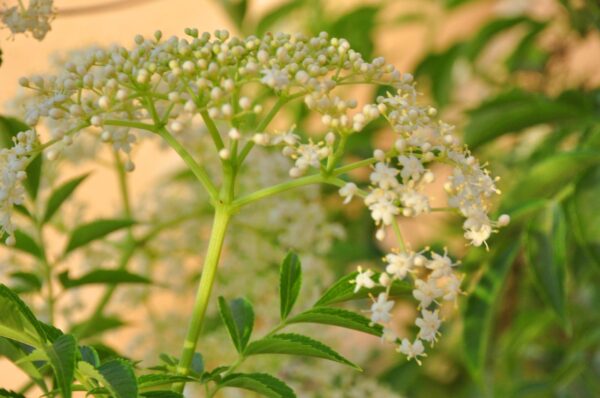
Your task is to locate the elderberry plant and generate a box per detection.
[0,29,508,397]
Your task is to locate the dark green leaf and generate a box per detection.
[220,373,296,398]
[287,307,382,337]
[44,334,77,398]
[43,173,90,223]
[463,239,521,380]
[59,269,151,289]
[415,43,464,107]
[0,230,43,259]
[329,6,379,58]
[245,333,359,369]
[466,17,532,60]
[255,0,304,36]
[0,284,46,347]
[314,271,411,307]
[9,272,42,294]
[525,202,568,324]
[0,389,25,398]
[464,89,599,148]
[63,218,135,254]
[506,21,548,72]
[280,252,302,320]
[79,345,100,367]
[218,297,254,353]
[571,166,600,268]
[71,316,127,339]
[98,359,138,398]
[141,392,184,398]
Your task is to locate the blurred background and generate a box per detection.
[1,0,600,397]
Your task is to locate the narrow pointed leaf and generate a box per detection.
[45,334,77,398]
[315,272,411,307]
[220,373,296,398]
[526,202,568,324]
[0,284,46,347]
[138,374,195,390]
[245,333,359,369]
[0,230,43,259]
[43,173,90,223]
[0,389,25,398]
[279,252,302,320]
[463,239,521,380]
[59,269,151,289]
[64,218,135,254]
[218,297,254,353]
[571,166,600,268]
[287,307,383,337]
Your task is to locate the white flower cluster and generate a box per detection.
[0,129,37,245]
[1,0,54,40]
[353,249,462,364]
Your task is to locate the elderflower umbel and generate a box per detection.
[1,0,54,40]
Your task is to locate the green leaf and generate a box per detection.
[414,43,464,107]
[220,373,296,398]
[314,271,411,307]
[59,269,151,289]
[0,230,43,259]
[217,0,247,30]
[255,0,303,36]
[0,284,46,347]
[329,6,379,58]
[79,345,100,367]
[525,202,568,324]
[466,17,532,60]
[464,89,599,148]
[218,297,254,353]
[463,239,521,380]
[0,389,25,398]
[0,116,42,200]
[280,252,302,320]
[138,374,194,390]
[43,173,90,223]
[571,166,600,268]
[71,316,127,339]
[504,151,600,209]
[141,392,184,398]
[287,307,383,337]
[63,218,135,254]
[0,337,47,391]
[9,271,42,294]
[97,359,138,398]
[245,333,359,369]
[44,334,77,398]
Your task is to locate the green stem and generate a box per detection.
[391,218,407,252]
[200,111,225,151]
[156,126,219,201]
[173,205,232,393]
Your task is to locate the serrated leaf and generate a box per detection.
[526,202,568,325]
[63,218,135,254]
[98,359,138,398]
[59,269,151,289]
[0,337,47,391]
[138,374,194,390]
[245,333,359,369]
[287,307,383,337]
[220,373,296,398]
[314,272,411,307]
[0,284,46,347]
[0,230,43,259]
[463,239,521,381]
[280,252,302,320]
[79,345,100,367]
[43,173,90,223]
[218,297,254,353]
[45,334,76,398]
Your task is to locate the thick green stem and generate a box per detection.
[173,205,232,393]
